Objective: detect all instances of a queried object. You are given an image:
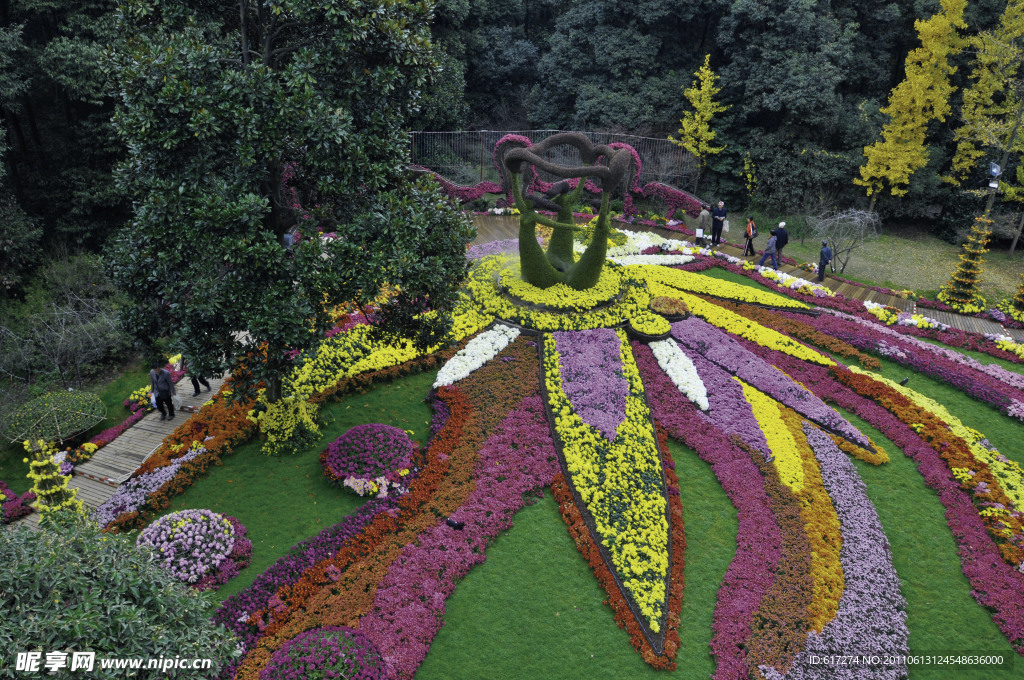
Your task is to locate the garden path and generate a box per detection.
[8,376,227,532]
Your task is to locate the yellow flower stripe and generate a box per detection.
[650,287,834,367]
[468,255,650,331]
[629,264,809,310]
[741,379,805,492]
[851,367,1024,514]
[779,406,845,632]
[543,330,669,631]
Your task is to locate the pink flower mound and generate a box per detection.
[259,626,385,680]
[360,394,559,680]
[671,317,872,449]
[554,328,628,441]
[321,424,415,490]
[1,480,35,524]
[634,342,783,679]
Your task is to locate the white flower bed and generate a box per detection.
[610,254,694,267]
[649,338,709,411]
[434,324,521,388]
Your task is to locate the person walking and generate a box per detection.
[743,215,757,256]
[775,221,789,263]
[150,360,177,421]
[758,229,779,270]
[181,357,211,397]
[818,240,833,282]
[711,200,727,247]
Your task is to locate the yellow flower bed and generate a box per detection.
[499,261,623,311]
[851,367,1024,515]
[630,264,809,310]
[468,255,650,331]
[629,311,671,337]
[543,330,669,631]
[741,380,805,492]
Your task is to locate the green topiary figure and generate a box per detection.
[937,216,991,314]
[502,133,630,290]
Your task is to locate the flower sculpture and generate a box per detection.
[212,230,1024,680]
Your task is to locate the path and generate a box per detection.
[9,376,226,531]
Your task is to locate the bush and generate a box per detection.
[0,513,240,676]
[259,626,386,680]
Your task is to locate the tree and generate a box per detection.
[669,54,728,193]
[25,439,84,516]
[854,0,967,210]
[943,0,1024,242]
[110,0,473,404]
[937,216,993,313]
[809,209,880,275]
[1,511,240,676]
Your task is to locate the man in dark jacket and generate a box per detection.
[711,201,727,247]
[775,221,789,261]
[818,240,833,282]
[150,361,177,421]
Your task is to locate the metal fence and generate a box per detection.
[409,130,698,190]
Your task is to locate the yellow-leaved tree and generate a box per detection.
[944,0,1024,248]
[669,54,729,193]
[854,0,967,210]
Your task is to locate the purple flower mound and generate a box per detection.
[259,626,385,680]
[554,328,628,441]
[136,508,236,586]
[761,425,909,680]
[671,317,872,449]
[322,424,415,485]
[1,480,35,524]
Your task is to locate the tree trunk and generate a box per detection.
[867,194,878,214]
[1011,210,1024,254]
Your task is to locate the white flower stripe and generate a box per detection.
[649,339,710,411]
[433,325,521,388]
[610,254,694,266]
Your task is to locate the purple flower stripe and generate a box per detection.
[740,345,1024,653]
[671,317,872,449]
[361,394,559,679]
[761,425,909,679]
[93,446,206,528]
[796,311,1022,419]
[554,328,628,441]
[634,342,783,680]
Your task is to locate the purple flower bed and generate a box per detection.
[94,446,206,528]
[634,342,783,679]
[259,625,385,680]
[554,328,628,441]
[793,310,1024,420]
[671,317,872,448]
[213,494,398,661]
[136,509,250,589]
[737,346,1024,653]
[1,480,35,524]
[360,394,559,679]
[321,424,416,490]
[762,425,909,679]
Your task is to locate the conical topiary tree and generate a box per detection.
[937,216,991,314]
[25,440,84,519]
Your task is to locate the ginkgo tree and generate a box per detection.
[669,54,729,193]
[854,0,966,211]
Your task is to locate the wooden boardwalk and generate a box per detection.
[7,376,226,532]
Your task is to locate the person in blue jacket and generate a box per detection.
[818,240,833,282]
[758,229,778,270]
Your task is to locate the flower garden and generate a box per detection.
[37,210,1019,679]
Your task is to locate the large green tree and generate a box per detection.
[110,0,473,401]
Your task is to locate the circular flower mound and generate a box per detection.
[259,626,385,680]
[136,509,244,588]
[499,261,623,312]
[321,424,416,498]
[650,296,689,318]
[629,311,671,339]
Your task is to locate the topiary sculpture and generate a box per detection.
[500,133,631,290]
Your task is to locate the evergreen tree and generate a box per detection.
[668,54,728,193]
[855,0,967,210]
[937,216,992,313]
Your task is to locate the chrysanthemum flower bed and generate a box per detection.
[136,509,252,590]
[320,424,418,499]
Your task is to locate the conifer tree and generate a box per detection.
[25,440,84,518]
[854,0,967,209]
[937,216,992,313]
[669,54,729,192]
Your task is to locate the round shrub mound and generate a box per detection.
[259,626,386,680]
[320,424,416,498]
[136,508,251,590]
[2,390,106,444]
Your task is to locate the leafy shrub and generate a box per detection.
[0,513,240,675]
[259,626,385,680]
